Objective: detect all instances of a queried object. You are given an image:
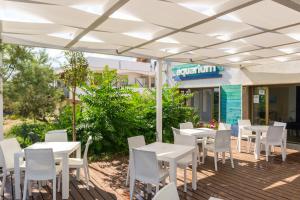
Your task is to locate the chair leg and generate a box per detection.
[10,174,14,199]
[281,144,284,161]
[52,178,56,200]
[57,173,61,192]
[222,152,225,164]
[229,150,234,168]
[22,176,28,200]
[87,166,91,181]
[183,168,187,192]
[271,145,275,153]
[214,152,218,171]
[202,141,205,163]
[129,178,135,200]
[28,180,32,197]
[266,144,269,162]
[202,148,206,164]
[84,166,89,190]
[125,166,130,186]
[1,171,6,198]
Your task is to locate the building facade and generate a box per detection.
[169,60,300,144]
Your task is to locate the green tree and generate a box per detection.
[60,51,89,141]
[0,44,33,80]
[3,46,62,121]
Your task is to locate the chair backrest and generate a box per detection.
[127,136,145,150]
[24,148,56,180]
[0,138,22,170]
[171,127,181,141]
[153,182,180,200]
[83,136,92,165]
[218,123,231,130]
[45,130,68,142]
[132,149,160,184]
[274,121,287,129]
[174,134,196,147]
[214,130,231,152]
[266,126,284,144]
[238,119,252,136]
[274,121,287,141]
[238,120,251,126]
[179,122,193,129]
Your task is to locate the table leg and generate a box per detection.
[254,131,261,160]
[14,155,21,199]
[192,151,197,190]
[62,154,69,199]
[169,160,177,186]
[238,130,241,153]
[76,145,81,180]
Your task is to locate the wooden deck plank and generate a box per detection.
[2,138,300,200]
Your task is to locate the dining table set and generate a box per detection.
[14,141,81,199]
[128,126,217,199]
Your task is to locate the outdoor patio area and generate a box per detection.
[2,1,300,200]
[2,139,300,200]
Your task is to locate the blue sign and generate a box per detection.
[172,64,224,81]
[220,85,242,125]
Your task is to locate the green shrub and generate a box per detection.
[77,67,198,156]
[7,66,198,158]
[7,122,55,147]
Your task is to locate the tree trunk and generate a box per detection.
[72,88,76,141]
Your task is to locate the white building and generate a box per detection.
[168,60,300,144]
[87,57,155,88]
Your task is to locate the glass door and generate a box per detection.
[252,87,269,125]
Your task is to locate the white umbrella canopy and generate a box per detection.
[1,0,300,67]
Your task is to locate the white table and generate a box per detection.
[180,128,216,138]
[14,142,81,200]
[244,125,269,160]
[135,142,197,190]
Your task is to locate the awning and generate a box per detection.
[1,0,300,68]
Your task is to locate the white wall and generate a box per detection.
[87,57,153,73]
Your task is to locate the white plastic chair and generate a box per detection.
[260,126,285,162]
[237,120,255,153]
[45,130,68,142]
[218,123,231,131]
[205,130,234,171]
[130,149,169,200]
[125,135,146,186]
[152,182,180,200]
[274,121,287,151]
[69,136,92,189]
[174,134,197,192]
[179,122,205,163]
[23,148,61,200]
[179,122,193,129]
[0,138,25,198]
[171,127,180,138]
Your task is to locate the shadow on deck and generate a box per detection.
[2,139,300,200]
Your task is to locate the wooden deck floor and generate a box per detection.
[3,139,300,200]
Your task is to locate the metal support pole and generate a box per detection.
[0,40,3,141]
[156,60,163,142]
